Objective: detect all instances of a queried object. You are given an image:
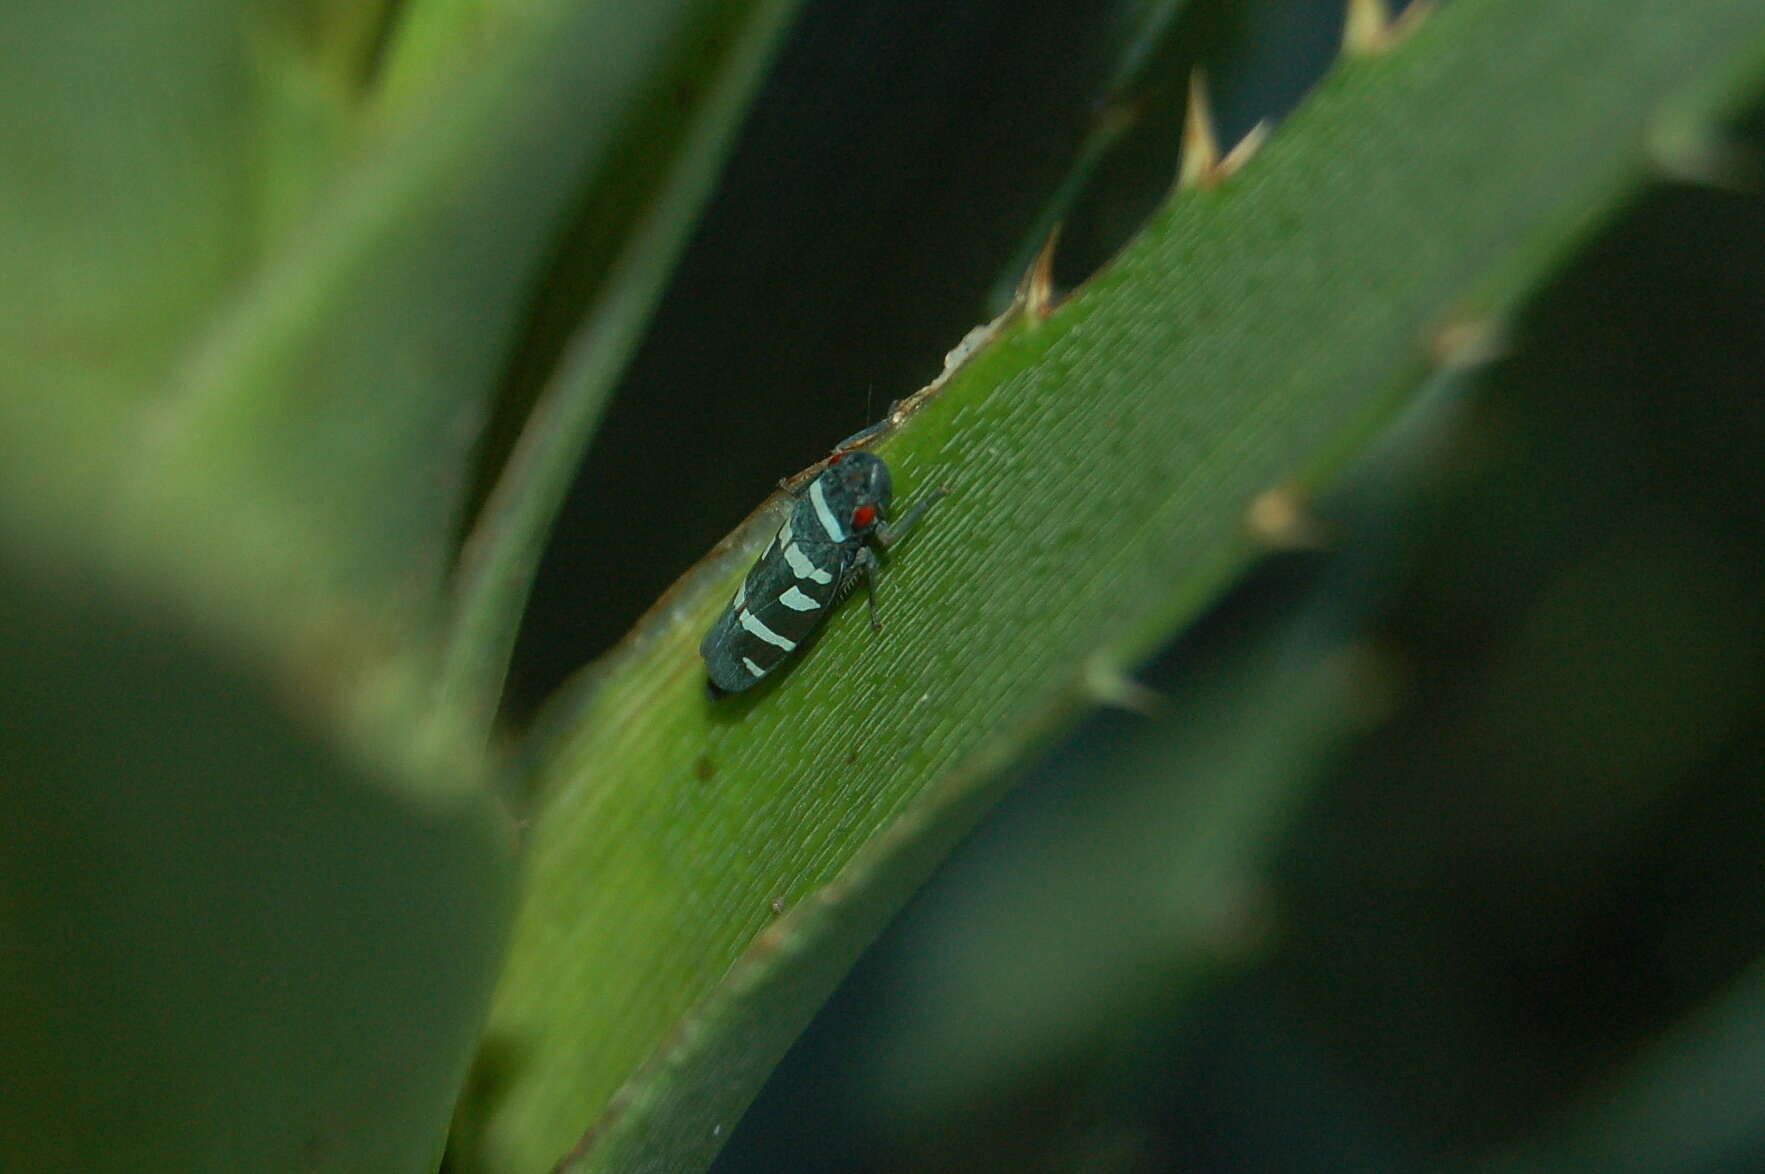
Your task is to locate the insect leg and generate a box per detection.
[849,546,884,631]
[875,486,949,548]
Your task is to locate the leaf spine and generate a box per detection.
[1178,69,1222,190]
[1016,225,1062,321]
[1246,485,1331,550]
[1081,653,1164,714]
[1645,111,1760,193]
[1179,70,1269,191]
[1343,0,1432,58]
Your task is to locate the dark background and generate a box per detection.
[504,2,1765,1170]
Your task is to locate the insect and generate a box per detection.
[700,450,946,697]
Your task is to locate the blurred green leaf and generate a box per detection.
[0,0,292,509]
[847,583,1382,1128]
[0,1,800,733]
[463,3,1765,1172]
[121,1,800,685]
[1476,959,1765,1174]
[0,2,803,1172]
[438,2,804,738]
[0,538,516,1174]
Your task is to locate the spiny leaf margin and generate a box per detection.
[464,3,1765,1172]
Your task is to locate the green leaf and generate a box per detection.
[0,1,800,732]
[847,596,1382,1123]
[1476,959,1765,1174]
[462,2,1765,1172]
[0,0,300,514]
[0,537,516,1174]
[0,3,802,1170]
[436,1,805,738]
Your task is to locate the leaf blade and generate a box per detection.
[465,2,1765,1171]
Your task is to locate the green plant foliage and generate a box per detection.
[437,0,804,736]
[1477,961,1765,1174]
[0,2,798,1171]
[0,543,516,1174]
[461,3,1765,1172]
[0,0,799,726]
[6,2,1764,1173]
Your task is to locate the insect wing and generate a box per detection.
[700,599,753,693]
[701,512,840,692]
[742,541,841,651]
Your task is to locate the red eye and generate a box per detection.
[829,452,846,464]
[851,505,877,529]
